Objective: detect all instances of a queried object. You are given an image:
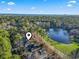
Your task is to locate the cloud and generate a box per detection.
[67,4,73,7]
[67,0,76,7]
[7,8,11,11]
[68,0,76,4]
[1,1,5,4]
[8,2,15,5]
[31,7,36,10]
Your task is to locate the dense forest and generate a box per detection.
[0,15,79,59]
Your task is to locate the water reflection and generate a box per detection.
[48,28,70,44]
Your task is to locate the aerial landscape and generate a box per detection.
[0,0,79,59]
[0,15,79,59]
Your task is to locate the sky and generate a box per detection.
[0,0,79,14]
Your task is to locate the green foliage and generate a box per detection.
[55,43,79,55]
[36,27,79,55]
[0,15,79,59]
[14,33,22,42]
[0,30,12,59]
[11,55,21,59]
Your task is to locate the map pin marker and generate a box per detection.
[26,32,32,40]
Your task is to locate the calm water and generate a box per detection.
[48,28,70,44]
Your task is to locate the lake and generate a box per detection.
[48,28,70,44]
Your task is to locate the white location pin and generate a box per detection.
[26,32,32,40]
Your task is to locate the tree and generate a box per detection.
[11,55,21,59]
[0,30,12,59]
[14,33,22,43]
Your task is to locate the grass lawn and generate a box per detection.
[42,34,79,55]
[37,29,79,55]
[55,43,79,55]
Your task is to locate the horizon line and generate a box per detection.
[0,13,79,16]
